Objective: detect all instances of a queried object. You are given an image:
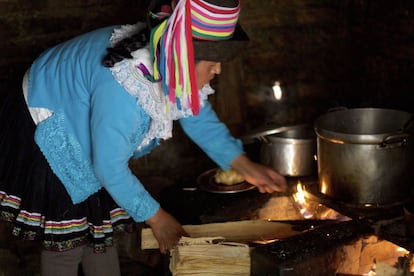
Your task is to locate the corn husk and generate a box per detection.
[169,236,250,276]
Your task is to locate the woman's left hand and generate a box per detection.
[230,154,287,193]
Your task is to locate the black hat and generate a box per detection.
[193,23,249,62]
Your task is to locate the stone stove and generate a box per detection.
[160,175,414,275]
[252,178,413,275]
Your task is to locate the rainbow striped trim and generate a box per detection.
[44,217,89,234]
[89,223,106,238]
[40,207,130,236]
[16,210,44,227]
[110,207,130,223]
[0,192,21,210]
[191,0,239,40]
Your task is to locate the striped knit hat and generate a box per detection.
[149,0,249,115]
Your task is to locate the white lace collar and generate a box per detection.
[109,23,215,150]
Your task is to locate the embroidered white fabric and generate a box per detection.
[110,22,147,46]
[23,23,216,152]
[109,23,215,150]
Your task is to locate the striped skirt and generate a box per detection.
[0,87,134,253]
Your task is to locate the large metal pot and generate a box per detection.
[243,125,317,177]
[314,108,414,205]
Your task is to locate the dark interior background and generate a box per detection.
[0,2,413,273]
[1,0,413,182]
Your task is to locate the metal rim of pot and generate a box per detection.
[314,108,414,145]
[264,125,316,145]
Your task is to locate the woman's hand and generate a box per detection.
[230,154,287,193]
[145,208,188,254]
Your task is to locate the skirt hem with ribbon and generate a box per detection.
[0,89,135,254]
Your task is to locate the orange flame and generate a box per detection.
[292,182,313,219]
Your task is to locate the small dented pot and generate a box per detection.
[244,125,317,177]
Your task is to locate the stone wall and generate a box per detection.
[240,0,414,129]
[0,2,413,273]
[0,0,150,92]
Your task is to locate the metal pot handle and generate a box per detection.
[380,114,414,148]
[241,125,306,144]
[255,135,270,143]
[380,133,411,148]
[326,106,348,113]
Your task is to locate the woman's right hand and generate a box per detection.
[230,154,287,193]
[145,208,188,254]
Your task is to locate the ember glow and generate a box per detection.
[333,237,414,275]
[363,251,414,275]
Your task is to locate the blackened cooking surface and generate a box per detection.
[250,219,374,273]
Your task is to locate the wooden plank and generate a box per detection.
[141,220,303,249]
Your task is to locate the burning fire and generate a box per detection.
[292,182,313,219]
[292,181,350,221]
